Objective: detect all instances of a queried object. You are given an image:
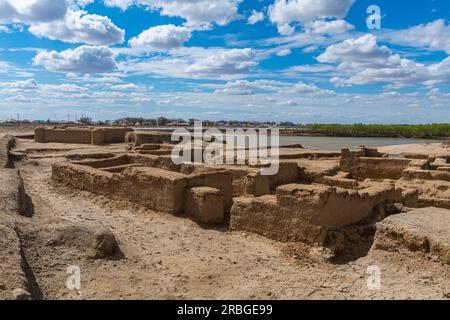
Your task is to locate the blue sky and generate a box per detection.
[1,0,450,123]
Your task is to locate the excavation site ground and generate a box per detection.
[1,125,450,300]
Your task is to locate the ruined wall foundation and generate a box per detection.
[230,181,403,244]
[35,127,133,145]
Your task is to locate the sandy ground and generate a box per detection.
[1,129,450,300]
[379,143,450,157]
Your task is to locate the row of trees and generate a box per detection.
[299,123,450,138]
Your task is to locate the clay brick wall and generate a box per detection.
[184,187,224,224]
[100,127,133,144]
[403,168,450,182]
[231,182,402,244]
[119,167,188,214]
[126,131,174,146]
[39,128,92,144]
[188,170,234,212]
[267,162,300,188]
[341,149,412,180]
[52,155,236,216]
[52,162,117,195]
[35,127,132,145]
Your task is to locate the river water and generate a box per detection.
[134,128,439,151]
[279,136,439,151]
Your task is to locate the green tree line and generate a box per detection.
[297,123,450,138]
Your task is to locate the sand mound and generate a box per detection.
[22,222,120,260]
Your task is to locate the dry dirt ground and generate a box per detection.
[379,143,450,157]
[1,127,449,300]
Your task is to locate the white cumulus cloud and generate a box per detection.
[119,47,258,80]
[276,48,291,56]
[103,0,243,29]
[248,10,264,25]
[384,19,450,54]
[318,34,450,87]
[186,48,257,75]
[268,0,355,35]
[5,79,38,89]
[306,19,354,35]
[34,45,117,74]
[283,81,334,95]
[213,79,285,95]
[29,9,125,45]
[0,0,68,24]
[0,25,10,32]
[128,24,191,51]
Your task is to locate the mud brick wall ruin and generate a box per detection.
[52,153,234,224]
[45,129,450,263]
[35,127,133,145]
[341,146,450,209]
[230,181,403,244]
[125,131,174,146]
[340,147,412,180]
[399,157,450,209]
[51,147,408,246]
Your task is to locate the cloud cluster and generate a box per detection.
[384,19,450,54]
[185,48,257,75]
[3,0,450,124]
[29,10,125,45]
[34,45,117,73]
[268,0,355,35]
[0,0,68,24]
[212,79,334,97]
[283,81,334,95]
[318,34,450,87]
[213,79,286,95]
[128,24,191,51]
[0,25,10,32]
[6,78,38,89]
[1,75,448,125]
[104,0,243,28]
[0,0,124,45]
[305,19,354,35]
[248,10,264,25]
[118,47,257,80]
